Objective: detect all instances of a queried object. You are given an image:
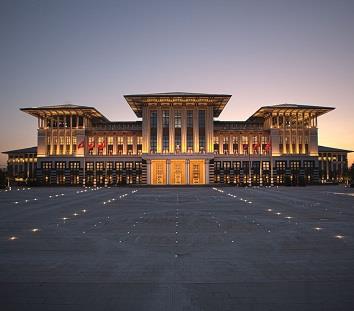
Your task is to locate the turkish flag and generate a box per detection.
[98,141,106,149]
[88,142,95,150]
[78,141,85,149]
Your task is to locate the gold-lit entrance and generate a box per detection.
[150,159,206,185]
[151,160,167,185]
[189,160,205,184]
[170,160,186,185]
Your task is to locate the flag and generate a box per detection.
[265,141,271,152]
[78,140,85,149]
[243,144,248,150]
[88,142,95,150]
[98,141,106,149]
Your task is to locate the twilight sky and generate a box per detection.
[1,0,354,166]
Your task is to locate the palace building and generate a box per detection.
[3,92,352,186]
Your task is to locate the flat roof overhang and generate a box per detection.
[20,105,109,122]
[124,92,232,117]
[247,104,335,121]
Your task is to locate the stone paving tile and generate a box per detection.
[0,185,354,310]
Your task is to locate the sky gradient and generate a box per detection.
[1,0,354,166]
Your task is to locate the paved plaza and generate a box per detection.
[0,185,354,311]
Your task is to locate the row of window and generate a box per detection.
[45,116,84,128]
[270,113,316,128]
[214,160,315,170]
[214,143,271,155]
[41,161,142,170]
[319,154,347,162]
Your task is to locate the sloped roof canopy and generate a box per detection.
[20,104,109,122]
[124,92,232,117]
[3,146,37,155]
[248,104,335,121]
[318,145,353,153]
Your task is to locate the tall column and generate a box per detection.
[206,106,214,153]
[181,107,187,153]
[205,159,209,184]
[186,160,190,185]
[229,134,233,155]
[133,135,137,155]
[123,135,127,155]
[113,135,117,155]
[142,106,150,153]
[50,119,54,155]
[166,159,170,185]
[169,107,175,153]
[193,108,199,152]
[296,113,299,154]
[147,160,151,185]
[157,107,162,153]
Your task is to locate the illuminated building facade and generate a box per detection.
[2,147,37,184]
[8,92,349,186]
[318,146,352,183]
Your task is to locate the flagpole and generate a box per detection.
[248,145,252,187]
[259,142,262,187]
[83,139,86,188]
[270,139,274,187]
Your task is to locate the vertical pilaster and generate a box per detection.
[147,159,151,184]
[206,106,214,153]
[205,159,209,184]
[167,159,170,184]
[142,106,149,153]
[169,107,175,153]
[193,108,199,152]
[181,107,187,153]
[157,107,162,153]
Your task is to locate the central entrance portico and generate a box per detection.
[149,158,207,185]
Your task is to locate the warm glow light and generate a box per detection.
[335,235,344,239]
[31,228,39,232]
[9,236,18,240]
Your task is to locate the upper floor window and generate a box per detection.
[174,111,181,128]
[198,110,205,128]
[162,111,169,128]
[127,136,133,145]
[117,136,124,144]
[187,111,193,127]
[150,111,157,128]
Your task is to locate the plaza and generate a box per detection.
[1,185,354,310]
